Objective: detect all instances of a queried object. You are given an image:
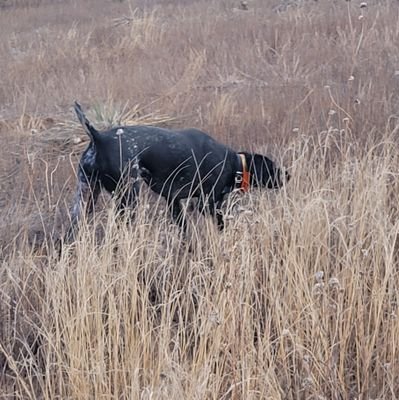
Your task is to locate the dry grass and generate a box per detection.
[1,0,399,398]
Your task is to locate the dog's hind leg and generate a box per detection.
[65,172,100,242]
[116,180,141,218]
[115,162,142,218]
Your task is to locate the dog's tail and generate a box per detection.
[74,101,99,142]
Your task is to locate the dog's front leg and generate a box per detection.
[65,172,100,242]
[197,195,225,230]
[208,198,225,231]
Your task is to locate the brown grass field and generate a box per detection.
[1,0,399,398]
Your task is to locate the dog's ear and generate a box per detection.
[74,101,99,143]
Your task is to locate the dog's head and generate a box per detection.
[241,152,289,189]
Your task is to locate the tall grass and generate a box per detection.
[1,0,399,398]
[2,129,399,398]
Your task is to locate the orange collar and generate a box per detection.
[238,153,250,192]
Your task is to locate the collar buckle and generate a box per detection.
[235,171,243,187]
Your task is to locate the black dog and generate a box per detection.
[67,102,287,238]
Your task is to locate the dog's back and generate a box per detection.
[87,125,237,199]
